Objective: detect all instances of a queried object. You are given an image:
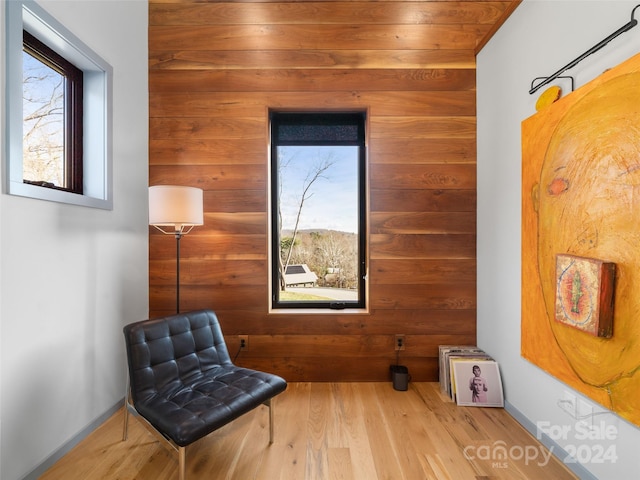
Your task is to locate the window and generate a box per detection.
[270,112,367,310]
[6,0,113,209]
[23,30,83,194]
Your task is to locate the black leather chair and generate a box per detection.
[122,309,287,480]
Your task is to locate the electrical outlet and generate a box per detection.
[559,390,577,417]
[239,335,249,351]
[395,334,405,351]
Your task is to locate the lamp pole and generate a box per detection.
[175,229,182,314]
[149,185,204,315]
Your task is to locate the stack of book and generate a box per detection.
[438,345,503,407]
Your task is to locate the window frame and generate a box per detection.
[5,0,113,209]
[269,111,368,312]
[22,29,84,194]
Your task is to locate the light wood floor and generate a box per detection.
[41,383,577,480]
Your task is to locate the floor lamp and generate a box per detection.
[149,185,204,314]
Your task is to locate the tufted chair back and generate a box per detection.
[124,309,230,405]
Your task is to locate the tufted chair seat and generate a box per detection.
[122,309,287,480]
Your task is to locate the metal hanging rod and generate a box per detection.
[529,4,640,95]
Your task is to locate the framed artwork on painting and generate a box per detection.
[555,254,615,338]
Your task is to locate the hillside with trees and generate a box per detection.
[281,229,358,289]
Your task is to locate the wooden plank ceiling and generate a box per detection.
[148,0,521,382]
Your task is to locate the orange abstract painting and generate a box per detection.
[521,52,640,427]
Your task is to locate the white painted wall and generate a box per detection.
[477,1,640,478]
[0,1,148,479]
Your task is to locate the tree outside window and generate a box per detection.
[22,30,83,193]
[270,112,367,310]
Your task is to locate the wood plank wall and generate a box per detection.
[148,0,515,381]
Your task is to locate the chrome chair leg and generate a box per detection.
[122,376,130,441]
[266,398,274,444]
[178,446,186,480]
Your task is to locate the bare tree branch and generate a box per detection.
[277,151,335,291]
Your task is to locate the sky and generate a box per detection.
[22,49,65,185]
[278,145,359,234]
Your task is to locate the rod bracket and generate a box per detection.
[529,5,640,95]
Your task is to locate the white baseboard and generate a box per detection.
[504,400,598,480]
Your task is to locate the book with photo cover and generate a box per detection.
[448,351,492,400]
[438,345,488,399]
[451,358,504,407]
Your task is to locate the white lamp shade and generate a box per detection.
[149,185,204,227]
